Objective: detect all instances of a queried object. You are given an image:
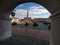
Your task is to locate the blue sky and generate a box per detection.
[15,2,40,10]
[11,2,51,19]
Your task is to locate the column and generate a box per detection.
[50,12,60,45]
[0,14,11,41]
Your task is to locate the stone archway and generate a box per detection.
[0,0,59,13]
[0,0,60,45]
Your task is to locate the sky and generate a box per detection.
[10,2,51,19]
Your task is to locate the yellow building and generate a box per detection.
[11,17,21,24]
[45,18,52,23]
[33,18,41,22]
[33,18,51,23]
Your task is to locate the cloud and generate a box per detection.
[15,9,27,15]
[29,16,41,19]
[29,12,51,19]
[20,4,24,6]
[29,6,49,14]
[29,10,42,14]
[14,5,51,19]
[29,6,44,9]
[19,4,24,7]
[14,9,27,19]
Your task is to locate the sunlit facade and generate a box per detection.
[11,17,21,24]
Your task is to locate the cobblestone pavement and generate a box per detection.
[0,25,50,45]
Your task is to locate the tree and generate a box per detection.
[25,22,29,26]
[11,11,15,17]
[10,10,16,25]
[33,22,38,26]
[11,10,16,17]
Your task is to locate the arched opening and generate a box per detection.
[0,0,59,45]
[10,2,51,45]
[10,2,51,30]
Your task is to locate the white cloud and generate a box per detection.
[30,16,41,19]
[15,9,27,15]
[29,10,42,14]
[29,12,51,19]
[14,9,27,19]
[29,6,49,15]
[19,4,24,7]
[14,5,51,19]
[30,6,44,9]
